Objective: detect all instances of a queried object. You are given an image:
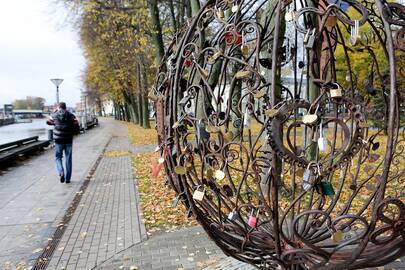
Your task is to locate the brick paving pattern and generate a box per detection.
[0,118,112,270]
[47,129,146,270]
[94,225,404,270]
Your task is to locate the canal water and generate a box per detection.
[0,119,51,144]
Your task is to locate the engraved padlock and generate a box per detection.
[247,209,259,228]
[330,83,342,98]
[318,122,328,152]
[193,186,205,201]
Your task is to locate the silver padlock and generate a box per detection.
[228,211,237,221]
[244,108,252,127]
[193,186,205,201]
[330,83,342,98]
[305,29,316,49]
[317,122,328,152]
[303,104,319,124]
[302,162,319,191]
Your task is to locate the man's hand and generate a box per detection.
[46,117,55,126]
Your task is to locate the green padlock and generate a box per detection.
[321,181,335,196]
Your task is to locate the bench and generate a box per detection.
[0,136,50,164]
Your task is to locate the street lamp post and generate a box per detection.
[50,78,64,104]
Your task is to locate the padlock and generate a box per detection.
[265,109,279,118]
[305,29,316,49]
[302,162,319,191]
[193,186,205,201]
[325,15,337,27]
[284,11,295,22]
[302,114,318,124]
[215,169,226,180]
[174,165,187,175]
[241,44,249,55]
[253,89,266,99]
[243,108,251,127]
[350,20,360,46]
[318,122,328,152]
[330,83,342,98]
[208,51,221,64]
[183,58,192,67]
[321,181,335,196]
[231,4,239,13]
[303,104,319,124]
[331,229,344,242]
[205,167,214,178]
[228,210,237,221]
[158,157,165,164]
[216,8,224,19]
[248,209,259,228]
[235,70,252,79]
[223,131,234,142]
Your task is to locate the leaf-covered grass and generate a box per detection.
[126,121,157,145]
[133,152,197,234]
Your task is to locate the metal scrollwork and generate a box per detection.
[152,0,405,269]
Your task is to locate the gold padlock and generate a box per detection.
[174,166,187,175]
[265,109,279,118]
[325,15,337,27]
[216,8,224,19]
[241,44,249,55]
[235,70,252,79]
[253,89,266,99]
[208,51,221,65]
[331,230,344,242]
[223,131,234,142]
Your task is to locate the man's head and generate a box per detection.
[59,102,67,110]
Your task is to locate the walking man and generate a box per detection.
[47,102,80,183]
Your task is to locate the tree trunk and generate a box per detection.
[141,64,151,128]
[168,0,177,33]
[147,0,165,64]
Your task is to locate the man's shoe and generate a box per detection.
[60,174,65,183]
[65,179,71,184]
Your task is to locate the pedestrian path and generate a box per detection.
[45,125,146,270]
[0,118,113,270]
[95,226,254,270]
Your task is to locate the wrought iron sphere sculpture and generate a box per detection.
[151,0,405,269]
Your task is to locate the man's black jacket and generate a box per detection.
[47,110,79,144]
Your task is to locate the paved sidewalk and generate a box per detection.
[0,118,113,270]
[95,226,232,270]
[94,225,404,270]
[46,124,146,270]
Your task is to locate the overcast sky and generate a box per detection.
[0,0,85,108]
